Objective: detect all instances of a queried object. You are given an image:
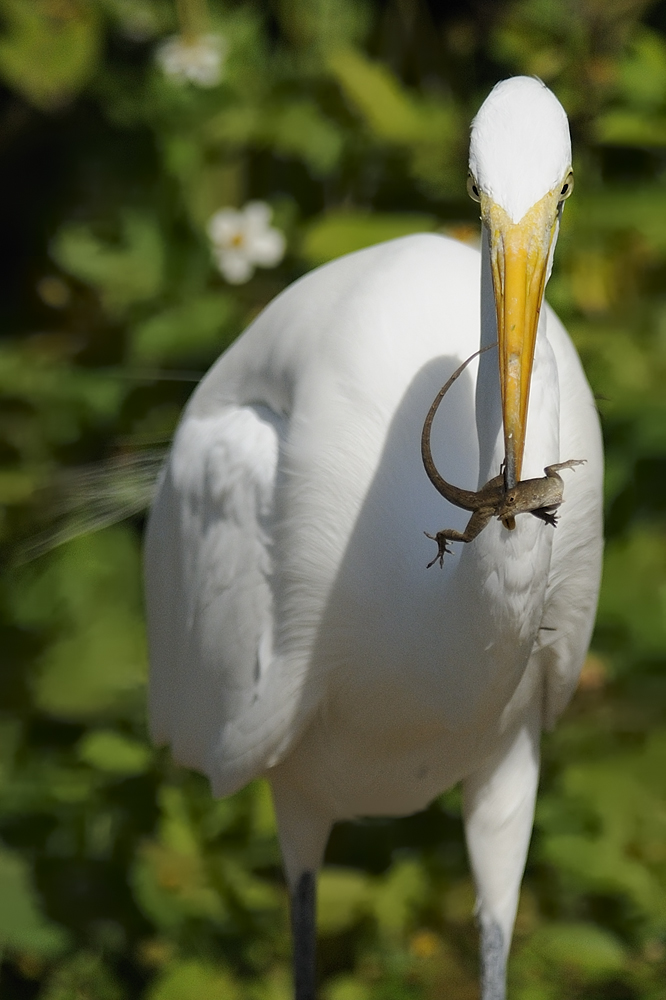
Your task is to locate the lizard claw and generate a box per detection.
[424,530,452,569]
[531,506,559,527]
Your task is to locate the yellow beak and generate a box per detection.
[484,191,560,496]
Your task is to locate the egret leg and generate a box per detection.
[480,920,506,1000]
[291,870,317,1000]
[462,700,541,1000]
[270,769,331,1000]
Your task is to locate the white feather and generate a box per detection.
[470,77,571,222]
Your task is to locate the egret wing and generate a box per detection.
[145,403,288,793]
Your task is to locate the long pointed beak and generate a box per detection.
[484,192,560,493]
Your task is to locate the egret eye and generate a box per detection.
[467,173,481,202]
[559,170,574,202]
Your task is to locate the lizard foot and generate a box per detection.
[531,506,559,527]
[545,459,586,475]
[424,531,453,569]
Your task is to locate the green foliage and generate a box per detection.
[146,959,241,1000]
[539,733,666,926]
[597,27,666,145]
[0,0,664,997]
[0,845,69,956]
[0,0,100,110]
[276,0,371,52]
[10,529,146,719]
[599,529,666,661]
[511,923,628,1000]
[41,951,123,1000]
[130,291,239,363]
[301,212,438,265]
[78,730,152,776]
[329,48,430,144]
[328,47,462,195]
[52,213,166,316]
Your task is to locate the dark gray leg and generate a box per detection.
[480,921,506,1000]
[291,870,316,1000]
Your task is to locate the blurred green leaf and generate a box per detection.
[0,345,126,444]
[33,606,146,719]
[268,99,344,176]
[328,48,428,144]
[132,787,227,929]
[513,922,627,995]
[0,0,100,110]
[598,527,666,659]
[277,0,371,51]
[317,868,373,935]
[249,778,277,838]
[100,0,169,41]
[52,212,165,315]
[576,185,666,252]
[595,109,666,147]
[10,528,146,719]
[539,732,666,927]
[301,211,437,264]
[133,840,228,929]
[78,730,152,776]
[205,98,343,176]
[146,959,241,1000]
[0,469,39,505]
[216,854,281,913]
[372,859,427,937]
[616,27,666,110]
[0,844,69,956]
[41,952,122,1000]
[0,718,21,791]
[323,977,371,1000]
[130,292,238,364]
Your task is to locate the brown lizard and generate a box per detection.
[421,345,585,568]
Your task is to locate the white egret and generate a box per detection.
[145,76,603,1000]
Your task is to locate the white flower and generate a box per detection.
[156,33,226,87]
[208,202,286,284]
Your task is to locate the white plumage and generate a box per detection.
[470,77,571,222]
[145,77,603,1000]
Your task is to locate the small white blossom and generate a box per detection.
[156,33,226,87]
[208,202,286,284]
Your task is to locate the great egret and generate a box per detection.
[145,76,603,1000]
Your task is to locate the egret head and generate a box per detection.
[468,77,573,490]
